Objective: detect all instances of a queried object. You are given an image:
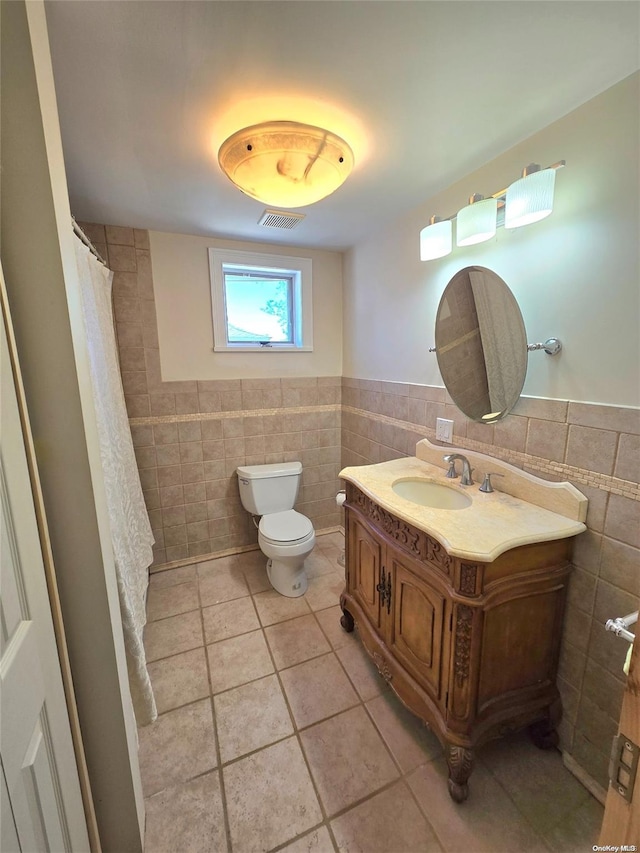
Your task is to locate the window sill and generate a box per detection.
[213,345,313,353]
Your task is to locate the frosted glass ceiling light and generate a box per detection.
[505,164,556,229]
[218,121,354,208]
[456,194,498,247]
[420,216,452,261]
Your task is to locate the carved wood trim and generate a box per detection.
[425,537,453,576]
[459,563,479,597]
[348,485,423,558]
[372,651,393,682]
[453,605,474,687]
[347,484,452,576]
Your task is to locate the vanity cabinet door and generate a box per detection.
[386,547,448,705]
[348,514,384,632]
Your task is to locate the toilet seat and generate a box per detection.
[259,510,314,545]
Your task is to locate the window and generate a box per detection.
[209,249,313,352]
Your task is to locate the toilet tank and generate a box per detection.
[236,461,302,515]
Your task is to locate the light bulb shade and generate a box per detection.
[505,167,556,228]
[456,197,498,246]
[218,121,354,208]
[420,219,452,260]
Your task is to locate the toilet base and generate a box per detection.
[266,557,308,598]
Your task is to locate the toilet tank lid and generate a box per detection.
[237,461,302,480]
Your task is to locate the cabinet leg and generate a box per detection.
[339,593,355,633]
[446,745,474,803]
[529,718,559,750]
[530,700,561,750]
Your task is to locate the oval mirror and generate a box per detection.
[435,266,527,423]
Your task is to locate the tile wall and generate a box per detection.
[80,223,342,568]
[341,377,639,793]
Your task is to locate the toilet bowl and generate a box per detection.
[236,462,316,598]
[258,510,315,597]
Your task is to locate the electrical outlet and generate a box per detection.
[436,417,454,443]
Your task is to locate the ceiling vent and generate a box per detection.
[258,209,305,230]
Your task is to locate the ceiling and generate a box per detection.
[45,1,639,252]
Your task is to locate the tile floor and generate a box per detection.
[140,532,604,853]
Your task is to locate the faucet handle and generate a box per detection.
[479,472,504,493]
[445,459,458,479]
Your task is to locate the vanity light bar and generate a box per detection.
[420,161,566,261]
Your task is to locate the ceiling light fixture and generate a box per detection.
[218,121,354,208]
[419,161,565,261]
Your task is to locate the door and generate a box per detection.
[348,514,384,631]
[387,546,448,704]
[599,635,639,845]
[1,293,90,850]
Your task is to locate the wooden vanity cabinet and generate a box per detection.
[340,483,574,803]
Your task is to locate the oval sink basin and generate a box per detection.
[392,478,472,510]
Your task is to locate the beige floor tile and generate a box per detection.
[202,596,260,644]
[198,568,249,607]
[223,737,322,852]
[366,692,442,773]
[336,640,387,701]
[541,792,603,850]
[197,554,248,575]
[305,572,345,612]
[243,562,272,593]
[279,826,334,852]
[407,757,548,853]
[300,706,399,816]
[305,549,339,579]
[265,614,331,669]
[315,606,358,650]
[138,698,217,796]
[144,609,203,662]
[479,731,591,834]
[316,532,345,551]
[146,580,199,621]
[148,647,210,713]
[254,588,311,626]
[331,780,442,853]
[280,653,359,728]
[144,772,227,853]
[214,674,293,763]
[207,629,274,694]
[149,564,197,589]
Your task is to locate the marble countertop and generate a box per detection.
[339,454,587,562]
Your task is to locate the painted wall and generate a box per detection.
[343,73,640,408]
[150,230,343,381]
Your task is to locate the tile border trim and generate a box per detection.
[130,404,341,427]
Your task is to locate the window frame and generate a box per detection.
[209,248,313,353]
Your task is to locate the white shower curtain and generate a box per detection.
[74,237,157,725]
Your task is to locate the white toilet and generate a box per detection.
[236,461,315,598]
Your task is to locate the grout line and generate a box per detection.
[195,563,234,853]
[258,594,339,850]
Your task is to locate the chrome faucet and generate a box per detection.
[443,453,474,486]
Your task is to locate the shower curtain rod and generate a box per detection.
[71,217,108,267]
